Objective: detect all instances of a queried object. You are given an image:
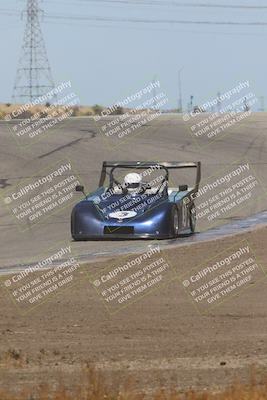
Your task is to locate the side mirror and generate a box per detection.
[76,185,85,195]
[179,184,188,192]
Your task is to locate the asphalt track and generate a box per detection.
[0,113,267,269]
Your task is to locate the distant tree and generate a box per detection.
[92,104,103,115]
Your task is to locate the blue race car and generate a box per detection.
[71,161,201,240]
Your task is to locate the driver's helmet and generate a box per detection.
[124,172,142,193]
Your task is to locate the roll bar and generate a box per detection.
[98,161,201,191]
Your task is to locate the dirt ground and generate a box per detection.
[1,225,267,394]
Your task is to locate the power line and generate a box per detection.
[47,0,267,10]
[43,13,267,26]
[3,9,267,28]
[3,4,267,30]
[3,10,267,32]
[42,17,267,37]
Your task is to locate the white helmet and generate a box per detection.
[124,173,142,191]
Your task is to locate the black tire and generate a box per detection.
[189,203,196,234]
[170,206,179,238]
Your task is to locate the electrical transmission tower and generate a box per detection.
[12,0,56,104]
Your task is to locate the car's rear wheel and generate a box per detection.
[170,206,179,238]
[189,203,196,233]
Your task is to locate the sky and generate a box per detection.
[1,0,267,110]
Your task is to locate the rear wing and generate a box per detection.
[99,161,201,191]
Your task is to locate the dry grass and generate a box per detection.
[0,367,267,400]
[0,103,97,119]
[0,103,155,120]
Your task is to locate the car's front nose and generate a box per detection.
[71,200,173,240]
